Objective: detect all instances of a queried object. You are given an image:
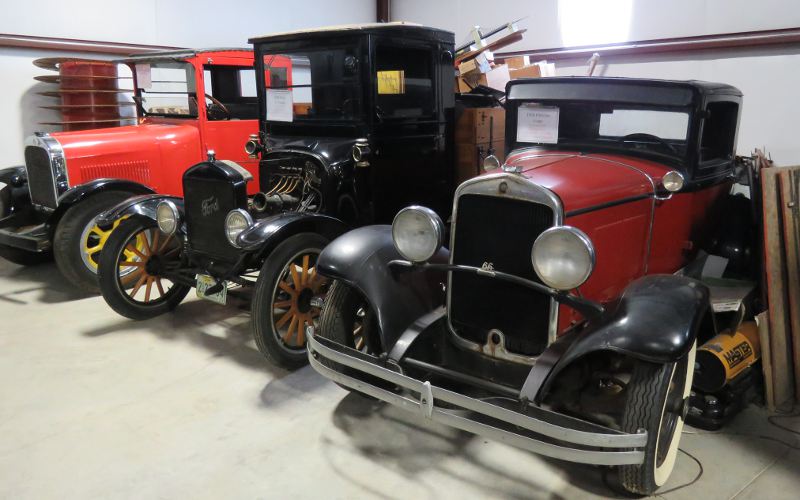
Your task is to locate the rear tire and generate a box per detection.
[0,244,52,266]
[618,344,696,495]
[53,191,131,293]
[252,232,330,370]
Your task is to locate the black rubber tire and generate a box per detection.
[618,345,695,495]
[53,191,131,294]
[252,232,330,370]
[98,216,190,320]
[0,244,52,266]
[316,280,389,394]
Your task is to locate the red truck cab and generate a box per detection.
[0,48,258,292]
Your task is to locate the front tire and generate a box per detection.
[53,191,131,293]
[618,344,696,495]
[0,244,52,266]
[252,233,330,370]
[98,217,190,320]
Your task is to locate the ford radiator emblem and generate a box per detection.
[201,196,219,216]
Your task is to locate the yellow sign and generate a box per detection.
[377,70,405,94]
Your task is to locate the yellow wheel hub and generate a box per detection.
[82,216,143,271]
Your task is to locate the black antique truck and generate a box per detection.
[95,23,456,369]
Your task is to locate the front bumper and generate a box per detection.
[307,327,647,466]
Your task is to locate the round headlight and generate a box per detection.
[392,206,445,263]
[244,140,259,156]
[351,144,362,162]
[156,200,180,235]
[224,209,253,247]
[531,226,595,290]
[483,154,501,171]
[662,170,685,192]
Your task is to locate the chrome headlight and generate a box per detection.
[531,226,595,290]
[224,209,253,247]
[392,206,444,263]
[156,200,180,235]
[662,170,685,192]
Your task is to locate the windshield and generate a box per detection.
[134,61,197,117]
[514,102,691,159]
[261,48,361,123]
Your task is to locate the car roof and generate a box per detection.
[507,76,742,98]
[248,22,453,44]
[119,48,252,63]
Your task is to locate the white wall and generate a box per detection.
[0,0,375,165]
[394,0,800,164]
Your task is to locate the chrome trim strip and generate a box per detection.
[446,173,564,363]
[24,132,69,209]
[307,329,646,465]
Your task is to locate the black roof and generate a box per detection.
[507,77,742,107]
[249,22,453,44]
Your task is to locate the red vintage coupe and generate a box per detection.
[308,77,748,495]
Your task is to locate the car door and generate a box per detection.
[368,39,449,222]
[198,59,260,194]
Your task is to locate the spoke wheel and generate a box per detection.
[98,217,190,320]
[80,215,145,276]
[317,280,391,394]
[252,232,331,369]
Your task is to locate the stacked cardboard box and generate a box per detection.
[456,53,550,94]
[454,107,506,184]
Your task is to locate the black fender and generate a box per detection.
[237,211,349,259]
[316,225,448,350]
[522,274,713,403]
[0,166,34,223]
[96,194,184,229]
[50,178,155,228]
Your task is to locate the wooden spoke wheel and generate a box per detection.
[271,249,328,350]
[252,232,331,369]
[97,217,190,320]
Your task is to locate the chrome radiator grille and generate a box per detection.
[449,193,554,356]
[24,146,58,209]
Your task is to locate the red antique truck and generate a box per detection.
[0,48,258,292]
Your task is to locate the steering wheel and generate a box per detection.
[618,133,678,155]
[204,93,231,120]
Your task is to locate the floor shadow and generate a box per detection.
[326,392,568,500]
[258,365,331,409]
[79,297,286,377]
[0,261,94,304]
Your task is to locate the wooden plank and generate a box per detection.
[779,167,800,400]
[757,311,775,411]
[761,167,795,409]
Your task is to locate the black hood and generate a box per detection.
[264,135,359,172]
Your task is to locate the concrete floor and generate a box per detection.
[1,258,799,500]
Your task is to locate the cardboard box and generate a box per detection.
[476,64,510,92]
[509,64,541,80]
[455,107,505,144]
[458,52,492,76]
[456,76,474,94]
[504,55,530,69]
[456,140,506,184]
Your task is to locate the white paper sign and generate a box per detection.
[135,63,151,89]
[266,89,293,122]
[517,105,559,144]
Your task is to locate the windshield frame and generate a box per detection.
[131,60,200,120]
[255,39,367,134]
[506,98,698,169]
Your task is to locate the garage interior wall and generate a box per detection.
[394,0,800,164]
[0,0,375,166]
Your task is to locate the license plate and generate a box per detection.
[196,274,227,305]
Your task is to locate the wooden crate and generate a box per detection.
[779,167,800,401]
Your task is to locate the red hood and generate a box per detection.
[502,150,675,214]
[50,121,201,190]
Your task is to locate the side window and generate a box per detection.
[374,45,434,119]
[700,101,738,163]
[202,65,259,120]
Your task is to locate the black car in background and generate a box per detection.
[96,23,456,369]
